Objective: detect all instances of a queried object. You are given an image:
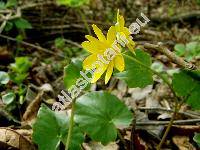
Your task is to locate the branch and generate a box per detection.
[0,34,64,58]
[136,118,200,126]
[151,11,200,22]
[143,43,197,70]
[137,107,200,119]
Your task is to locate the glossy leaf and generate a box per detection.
[75,91,133,145]
[115,49,153,88]
[64,59,82,89]
[33,104,84,150]
[2,92,15,105]
[0,71,10,85]
[172,70,200,109]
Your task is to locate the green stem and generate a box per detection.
[77,9,91,35]
[65,99,76,150]
[156,102,180,150]
[122,53,182,149]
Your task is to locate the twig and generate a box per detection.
[64,39,82,48]
[0,34,64,58]
[137,107,200,119]
[151,11,200,22]
[77,8,91,35]
[136,118,200,126]
[0,7,21,22]
[130,110,136,150]
[144,43,197,70]
[0,12,12,33]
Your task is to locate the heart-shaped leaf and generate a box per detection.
[74,91,133,145]
[33,104,84,150]
[172,70,200,109]
[172,71,197,97]
[115,49,153,88]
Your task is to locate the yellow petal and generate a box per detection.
[123,27,131,37]
[105,61,114,84]
[85,35,99,43]
[117,10,124,29]
[114,55,125,72]
[107,26,116,43]
[85,35,107,52]
[81,41,96,53]
[91,64,107,83]
[118,15,125,29]
[83,54,97,70]
[92,24,106,42]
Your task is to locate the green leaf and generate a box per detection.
[11,57,32,74]
[172,70,198,97]
[151,61,164,73]
[14,18,32,29]
[33,104,84,150]
[10,73,27,84]
[0,2,6,10]
[194,133,200,147]
[6,0,17,8]
[174,43,185,56]
[186,84,200,109]
[64,59,82,89]
[172,70,200,109]
[57,0,89,7]
[55,37,65,49]
[0,71,9,85]
[2,92,15,105]
[115,49,153,88]
[186,42,198,52]
[5,21,13,31]
[75,91,133,145]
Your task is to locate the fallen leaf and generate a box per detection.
[0,128,36,150]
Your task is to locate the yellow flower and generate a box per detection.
[81,24,125,84]
[115,10,135,52]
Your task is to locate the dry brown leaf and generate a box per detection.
[83,142,119,150]
[0,128,36,150]
[22,91,44,125]
[173,136,196,150]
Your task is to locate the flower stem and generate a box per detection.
[156,102,180,150]
[77,8,91,35]
[65,99,76,150]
